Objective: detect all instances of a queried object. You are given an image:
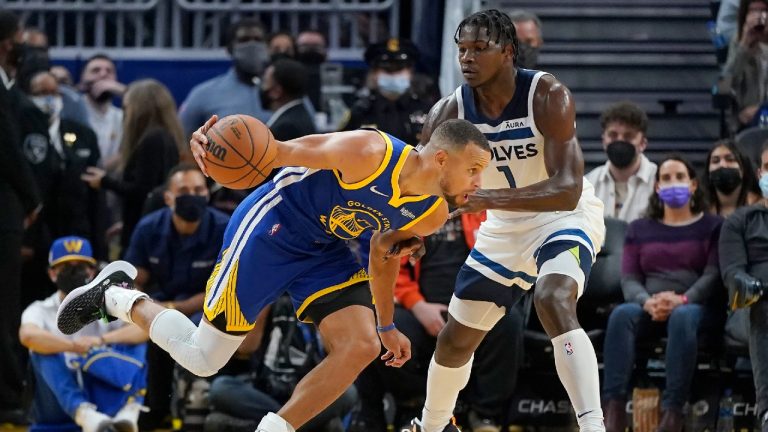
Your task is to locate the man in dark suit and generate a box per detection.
[261,58,317,141]
[0,10,42,423]
[27,71,106,260]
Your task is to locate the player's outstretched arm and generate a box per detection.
[453,76,583,216]
[189,115,389,184]
[368,201,448,368]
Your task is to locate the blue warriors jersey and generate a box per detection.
[203,130,443,331]
[273,130,444,242]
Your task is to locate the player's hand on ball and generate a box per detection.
[379,329,411,368]
[190,115,219,177]
[448,189,491,218]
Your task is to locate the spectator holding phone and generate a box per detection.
[723,0,768,130]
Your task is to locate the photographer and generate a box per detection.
[722,0,768,131]
[719,141,768,431]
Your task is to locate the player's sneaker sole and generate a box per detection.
[57,260,137,335]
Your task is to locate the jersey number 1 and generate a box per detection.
[497,166,517,188]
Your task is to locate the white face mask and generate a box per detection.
[30,94,63,121]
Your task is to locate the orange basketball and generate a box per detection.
[204,114,277,190]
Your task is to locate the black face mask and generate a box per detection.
[270,52,294,63]
[296,49,325,65]
[174,194,207,222]
[56,264,92,294]
[517,43,540,69]
[710,167,742,194]
[606,140,637,169]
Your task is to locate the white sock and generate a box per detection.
[105,286,149,324]
[421,355,473,432]
[551,329,604,432]
[256,412,296,432]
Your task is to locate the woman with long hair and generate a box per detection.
[82,79,186,250]
[602,155,724,432]
[701,139,761,217]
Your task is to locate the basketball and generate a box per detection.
[204,114,277,190]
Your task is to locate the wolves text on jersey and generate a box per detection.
[490,142,539,162]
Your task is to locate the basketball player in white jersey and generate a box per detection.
[408,9,606,432]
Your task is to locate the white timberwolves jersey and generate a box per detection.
[455,68,603,229]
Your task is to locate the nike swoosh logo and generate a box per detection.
[577,410,594,418]
[370,185,389,197]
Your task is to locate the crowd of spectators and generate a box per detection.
[3,3,768,432]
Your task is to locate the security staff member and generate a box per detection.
[342,38,432,145]
[27,71,106,260]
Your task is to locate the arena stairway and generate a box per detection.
[494,0,722,170]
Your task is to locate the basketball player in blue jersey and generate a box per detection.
[56,119,491,432]
[407,9,606,432]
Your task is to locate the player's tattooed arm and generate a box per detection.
[452,75,583,216]
[418,95,459,147]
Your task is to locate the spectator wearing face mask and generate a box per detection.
[19,236,148,432]
[701,139,761,217]
[123,164,229,430]
[295,30,328,112]
[268,31,296,63]
[508,10,544,69]
[179,18,271,139]
[77,54,125,171]
[719,141,768,432]
[262,59,316,141]
[723,0,768,131]
[17,27,90,128]
[341,38,431,145]
[585,101,658,223]
[80,79,184,252]
[603,156,724,432]
[0,10,42,424]
[27,71,106,259]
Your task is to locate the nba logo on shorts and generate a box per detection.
[269,223,281,236]
[564,342,574,355]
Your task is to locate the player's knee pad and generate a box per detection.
[149,309,245,377]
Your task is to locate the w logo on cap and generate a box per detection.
[63,239,83,254]
[49,236,95,267]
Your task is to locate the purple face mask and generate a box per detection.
[658,184,691,208]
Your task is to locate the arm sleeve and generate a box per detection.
[621,222,650,305]
[394,257,424,309]
[684,222,723,304]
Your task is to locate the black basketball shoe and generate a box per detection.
[57,260,137,335]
